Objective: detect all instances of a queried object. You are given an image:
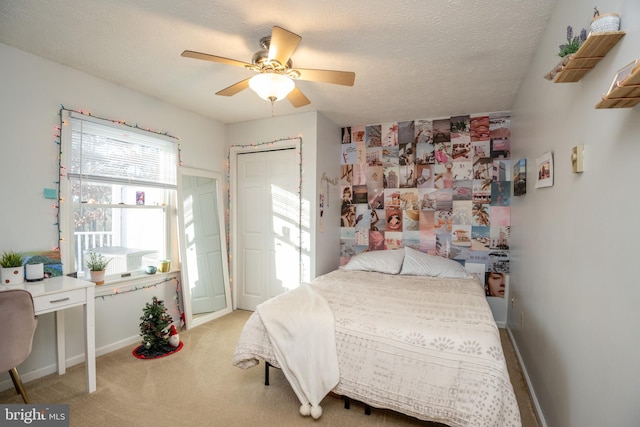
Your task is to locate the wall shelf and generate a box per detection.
[595,62,640,109]
[545,31,625,83]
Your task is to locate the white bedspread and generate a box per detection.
[255,283,339,418]
[233,269,521,427]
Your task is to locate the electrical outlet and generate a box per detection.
[511,297,515,308]
[520,311,525,327]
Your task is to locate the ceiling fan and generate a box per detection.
[181,26,355,108]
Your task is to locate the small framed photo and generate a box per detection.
[513,158,526,196]
[535,152,553,188]
[606,59,640,95]
[136,191,145,205]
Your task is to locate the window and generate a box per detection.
[60,111,178,282]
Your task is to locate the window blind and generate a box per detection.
[67,114,178,189]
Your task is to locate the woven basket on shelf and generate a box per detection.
[590,13,620,33]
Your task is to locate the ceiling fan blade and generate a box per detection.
[287,87,311,108]
[216,78,251,96]
[293,68,355,86]
[268,26,301,66]
[181,50,252,68]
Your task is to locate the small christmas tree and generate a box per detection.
[136,296,174,358]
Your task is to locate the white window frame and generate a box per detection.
[59,110,178,282]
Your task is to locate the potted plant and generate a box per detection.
[1,250,24,285]
[558,25,587,58]
[85,250,112,285]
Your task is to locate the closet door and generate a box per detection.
[236,148,300,311]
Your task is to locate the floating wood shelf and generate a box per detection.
[545,31,626,83]
[595,62,640,108]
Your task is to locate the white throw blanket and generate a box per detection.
[256,284,339,419]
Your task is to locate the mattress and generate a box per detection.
[233,269,521,427]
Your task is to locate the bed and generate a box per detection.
[232,247,521,427]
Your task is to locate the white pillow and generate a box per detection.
[341,249,405,275]
[400,246,471,278]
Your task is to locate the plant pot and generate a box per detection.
[89,270,106,285]
[1,266,25,285]
[590,13,620,33]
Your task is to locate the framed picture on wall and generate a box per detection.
[606,59,640,95]
[535,152,553,188]
[513,158,526,196]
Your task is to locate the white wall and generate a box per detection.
[227,111,341,282]
[509,1,640,425]
[0,43,226,390]
[314,113,342,276]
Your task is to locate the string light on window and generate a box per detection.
[55,105,183,257]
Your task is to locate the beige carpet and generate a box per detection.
[1,310,540,427]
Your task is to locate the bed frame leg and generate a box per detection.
[265,362,270,386]
[264,362,368,414]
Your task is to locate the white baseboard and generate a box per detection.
[506,327,548,427]
[96,335,141,358]
[0,335,140,393]
[0,364,59,392]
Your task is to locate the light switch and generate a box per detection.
[571,145,584,173]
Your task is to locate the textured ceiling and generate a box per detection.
[0,0,555,127]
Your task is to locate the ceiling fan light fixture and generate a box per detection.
[249,73,295,103]
[183,26,354,108]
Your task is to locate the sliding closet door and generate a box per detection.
[236,148,300,311]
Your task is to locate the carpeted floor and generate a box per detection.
[0,310,540,426]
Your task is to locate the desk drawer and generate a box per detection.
[33,289,86,314]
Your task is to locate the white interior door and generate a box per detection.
[236,148,300,311]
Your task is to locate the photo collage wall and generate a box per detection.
[339,112,511,298]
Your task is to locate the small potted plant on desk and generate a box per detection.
[1,250,24,285]
[85,250,112,285]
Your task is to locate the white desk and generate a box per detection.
[1,276,96,393]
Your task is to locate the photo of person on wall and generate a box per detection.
[485,272,506,298]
